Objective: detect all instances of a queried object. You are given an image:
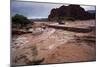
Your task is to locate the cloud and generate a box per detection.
[11,1,95,19]
[81,5,96,11]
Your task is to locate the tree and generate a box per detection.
[12,14,31,28]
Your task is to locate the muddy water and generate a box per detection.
[11,20,96,65]
[11,28,56,65]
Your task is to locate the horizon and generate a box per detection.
[11,1,96,19]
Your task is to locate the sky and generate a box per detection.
[11,1,96,19]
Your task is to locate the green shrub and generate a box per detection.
[65,17,75,21]
[12,14,31,28]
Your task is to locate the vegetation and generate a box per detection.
[12,14,32,28]
[49,16,75,21]
[64,17,75,21]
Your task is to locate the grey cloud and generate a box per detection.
[11,1,95,19]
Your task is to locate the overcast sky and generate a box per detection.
[11,1,96,19]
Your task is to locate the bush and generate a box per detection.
[12,14,31,28]
[65,17,75,21]
[52,16,75,21]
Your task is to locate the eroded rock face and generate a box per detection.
[48,4,95,21]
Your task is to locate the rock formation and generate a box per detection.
[48,4,95,21]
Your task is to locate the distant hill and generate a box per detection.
[87,10,96,14]
[30,18,48,22]
[48,4,96,21]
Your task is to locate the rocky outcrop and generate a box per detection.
[48,4,95,21]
